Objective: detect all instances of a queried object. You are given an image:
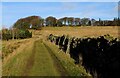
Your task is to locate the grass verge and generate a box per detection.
[44,41,91,77]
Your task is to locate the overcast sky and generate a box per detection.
[1,1,119,28]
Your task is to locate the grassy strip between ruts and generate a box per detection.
[28,39,61,76]
[44,40,91,77]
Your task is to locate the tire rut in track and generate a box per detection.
[43,43,69,76]
[22,41,37,76]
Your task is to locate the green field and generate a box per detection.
[2,26,120,76]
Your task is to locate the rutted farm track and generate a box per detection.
[2,26,120,77]
[2,39,69,76]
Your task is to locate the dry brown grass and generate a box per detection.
[2,39,30,60]
[2,26,119,60]
[38,26,119,38]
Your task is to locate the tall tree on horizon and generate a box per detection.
[81,18,90,26]
[61,17,68,26]
[57,19,63,26]
[74,18,81,26]
[67,17,74,26]
[13,16,43,29]
[45,16,57,26]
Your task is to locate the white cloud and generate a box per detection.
[55,3,117,20]
[114,3,120,17]
[61,2,78,10]
[118,5,120,11]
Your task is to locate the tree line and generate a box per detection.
[1,28,32,40]
[13,16,120,29]
[48,34,120,78]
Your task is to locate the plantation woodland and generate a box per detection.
[13,16,120,29]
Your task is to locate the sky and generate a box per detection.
[1,2,119,28]
[1,0,119,2]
